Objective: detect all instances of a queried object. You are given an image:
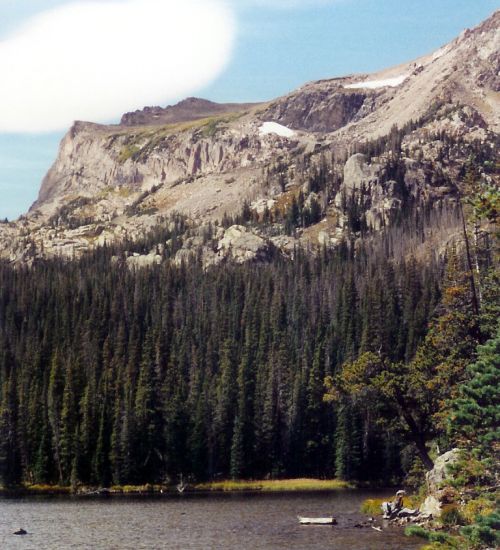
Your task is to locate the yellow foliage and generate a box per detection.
[360,498,386,515]
[194,478,350,492]
[361,495,416,516]
[462,497,495,523]
[110,484,164,493]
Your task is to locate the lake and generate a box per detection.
[0,490,422,549]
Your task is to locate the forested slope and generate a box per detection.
[0,217,445,486]
[0,180,496,490]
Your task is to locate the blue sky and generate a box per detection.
[0,0,498,220]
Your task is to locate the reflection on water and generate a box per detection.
[0,490,421,549]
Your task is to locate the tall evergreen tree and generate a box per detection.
[450,325,500,458]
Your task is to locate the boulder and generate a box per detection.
[270,235,297,257]
[426,448,461,495]
[126,253,162,269]
[174,246,222,270]
[217,225,271,264]
[419,495,442,518]
[342,153,380,194]
[251,198,276,215]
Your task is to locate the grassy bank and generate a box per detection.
[1,478,351,496]
[193,478,351,492]
[0,483,165,496]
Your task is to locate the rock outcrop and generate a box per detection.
[335,153,403,231]
[126,252,163,269]
[419,448,462,518]
[217,225,272,264]
[173,224,273,269]
[262,86,377,133]
[342,153,380,193]
[426,448,461,495]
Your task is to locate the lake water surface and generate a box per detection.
[0,490,422,549]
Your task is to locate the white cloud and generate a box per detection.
[0,0,236,133]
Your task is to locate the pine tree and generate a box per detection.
[304,340,326,475]
[60,357,78,483]
[110,388,124,485]
[0,370,22,487]
[134,332,162,482]
[47,350,64,483]
[33,422,52,484]
[450,326,500,458]
[334,403,361,481]
[230,414,244,480]
[230,341,255,479]
[214,339,237,473]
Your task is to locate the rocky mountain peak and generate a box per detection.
[120,96,261,126]
[0,10,498,265]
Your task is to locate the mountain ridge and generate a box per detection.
[120,97,263,127]
[0,9,498,264]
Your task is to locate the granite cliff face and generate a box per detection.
[0,10,498,264]
[262,85,375,133]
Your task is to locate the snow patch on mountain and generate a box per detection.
[259,121,296,138]
[345,74,408,89]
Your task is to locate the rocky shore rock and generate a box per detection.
[426,448,461,495]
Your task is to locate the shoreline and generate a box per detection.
[0,478,352,497]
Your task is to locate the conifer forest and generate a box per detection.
[0,180,497,491]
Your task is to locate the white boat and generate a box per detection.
[298,516,337,525]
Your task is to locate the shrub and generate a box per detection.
[439,486,459,505]
[428,533,455,544]
[405,526,458,546]
[360,498,385,515]
[460,512,500,548]
[202,119,221,138]
[403,452,427,489]
[118,144,141,163]
[405,525,430,539]
[440,504,465,527]
[462,497,495,523]
[447,455,490,490]
[420,544,456,550]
